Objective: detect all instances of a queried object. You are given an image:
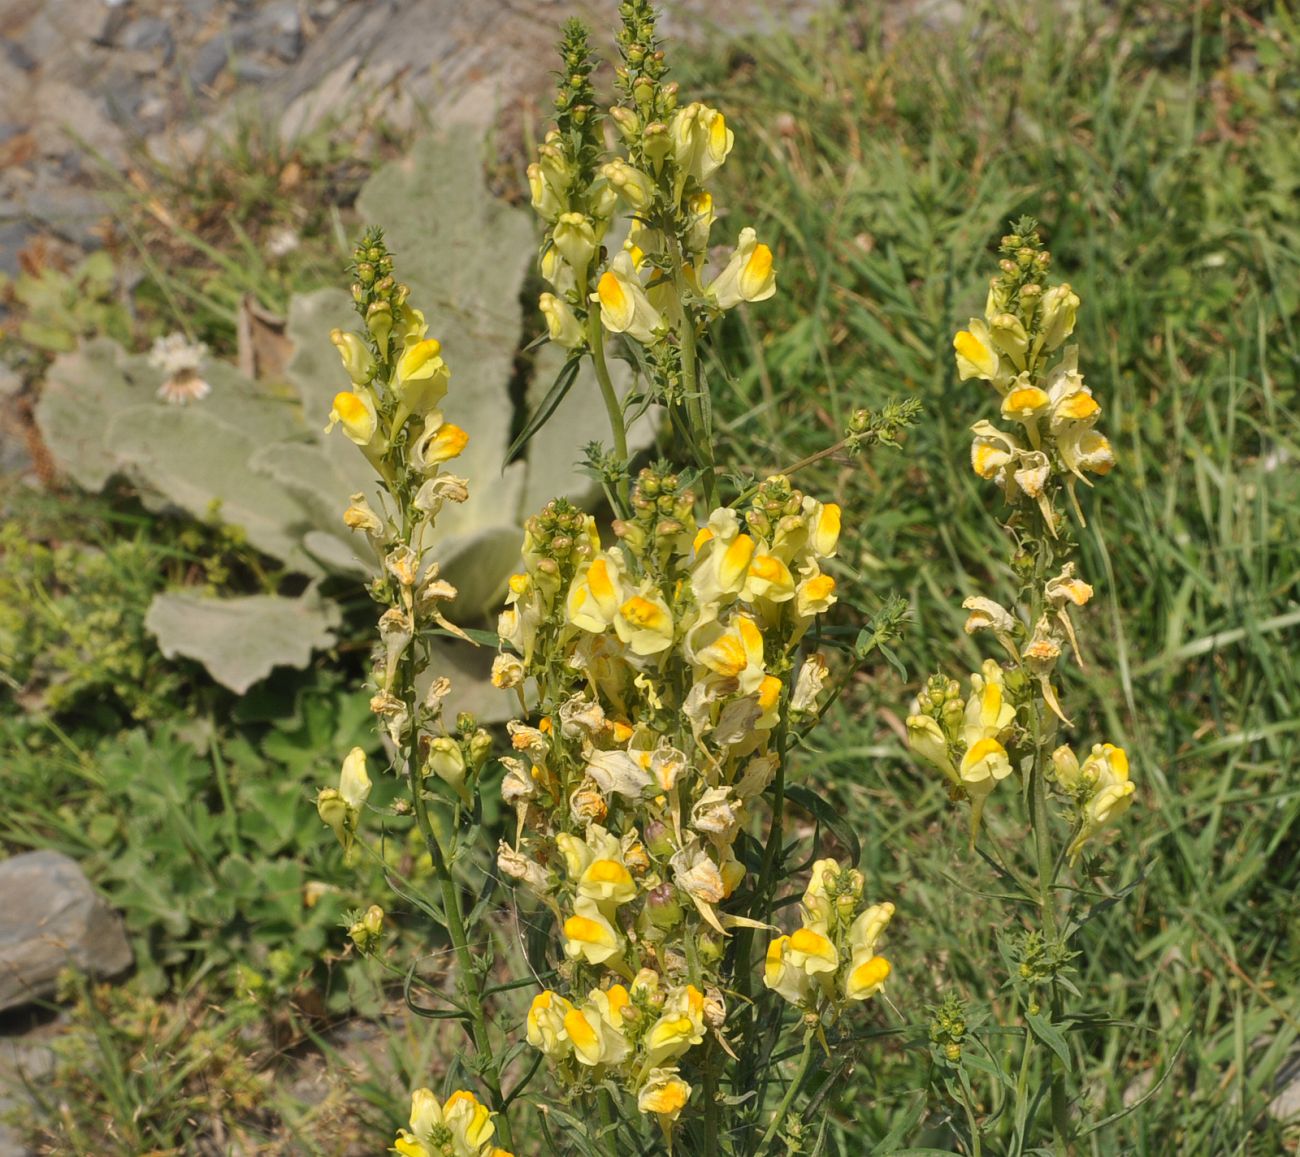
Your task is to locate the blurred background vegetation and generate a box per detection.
[1,1,1296,1152]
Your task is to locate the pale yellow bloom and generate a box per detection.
[329,328,373,386]
[970,420,1021,481]
[393,337,450,419]
[907,713,958,784]
[670,101,734,188]
[325,389,378,446]
[565,989,632,1067]
[562,898,623,966]
[1037,283,1080,352]
[795,567,837,618]
[954,319,1003,383]
[527,990,575,1057]
[614,586,675,656]
[1067,744,1136,863]
[707,227,777,310]
[601,158,656,211]
[539,292,585,350]
[594,250,663,344]
[843,954,891,1001]
[567,553,626,633]
[552,212,599,274]
[638,1068,691,1128]
[644,985,706,1065]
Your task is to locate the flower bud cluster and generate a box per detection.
[954,222,1114,534]
[495,468,886,1132]
[392,1087,513,1157]
[763,859,895,1010]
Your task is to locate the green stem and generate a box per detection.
[756,1028,815,1156]
[668,236,717,507]
[587,309,631,515]
[398,508,513,1148]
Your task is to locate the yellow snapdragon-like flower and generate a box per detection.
[707,227,777,310]
[329,327,374,386]
[638,1068,692,1130]
[670,101,734,191]
[527,989,575,1058]
[693,614,767,695]
[393,337,450,418]
[565,986,633,1067]
[411,418,470,472]
[316,746,372,856]
[595,250,664,344]
[643,984,706,1065]
[563,897,623,966]
[602,158,656,211]
[614,586,675,656]
[326,389,379,447]
[539,292,585,350]
[567,553,626,633]
[394,1087,500,1157]
[1063,743,1137,863]
[954,319,1005,386]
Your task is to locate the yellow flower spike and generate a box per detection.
[539,292,585,350]
[526,990,575,1058]
[594,250,664,344]
[325,389,379,447]
[707,227,777,310]
[844,954,892,1001]
[954,319,1002,383]
[562,898,623,966]
[614,587,675,656]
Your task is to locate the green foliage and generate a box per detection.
[1,675,396,1016]
[14,976,272,1156]
[0,251,131,367]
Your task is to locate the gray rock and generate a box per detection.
[119,17,175,63]
[189,36,233,90]
[254,1,305,62]
[0,851,132,1013]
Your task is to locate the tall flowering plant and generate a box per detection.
[910,221,1138,1151]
